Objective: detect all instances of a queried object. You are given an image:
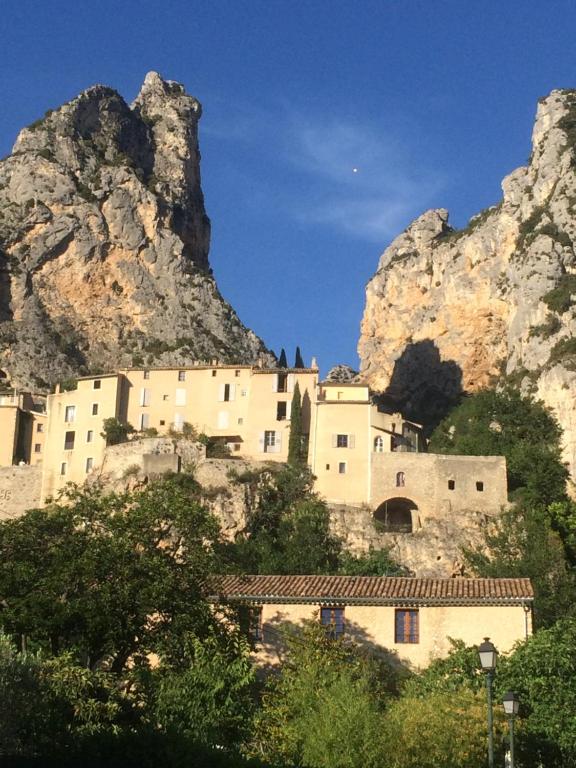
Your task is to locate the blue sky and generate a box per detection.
[1,1,576,374]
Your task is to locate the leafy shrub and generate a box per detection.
[528,313,561,339]
[548,336,576,366]
[101,417,135,446]
[542,274,576,314]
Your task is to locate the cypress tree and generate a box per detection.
[288,382,304,465]
[278,348,287,368]
[294,346,305,369]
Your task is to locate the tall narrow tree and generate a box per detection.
[278,348,288,368]
[288,382,304,465]
[294,346,305,369]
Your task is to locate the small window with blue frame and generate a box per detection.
[321,606,345,639]
[239,605,263,645]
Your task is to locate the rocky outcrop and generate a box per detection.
[324,364,359,382]
[359,89,576,477]
[0,72,271,390]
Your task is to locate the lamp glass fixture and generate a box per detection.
[502,691,520,716]
[478,637,498,671]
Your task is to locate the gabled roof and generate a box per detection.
[211,575,533,606]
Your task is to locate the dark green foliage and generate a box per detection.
[429,389,568,506]
[338,547,411,576]
[548,336,576,367]
[277,348,287,368]
[287,382,306,466]
[0,480,221,670]
[463,503,576,627]
[100,416,135,445]
[542,273,576,314]
[58,378,77,392]
[294,346,305,368]
[528,313,561,339]
[496,617,576,767]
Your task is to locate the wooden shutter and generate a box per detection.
[332,434,338,448]
[175,388,186,406]
[287,374,295,392]
[286,399,292,420]
[275,431,282,452]
[140,388,150,406]
[349,434,355,449]
[229,383,236,401]
[218,383,225,401]
[258,432,265,452]
[272,376,278,392]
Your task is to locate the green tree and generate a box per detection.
[278,348,287,368]
[463,503,576,627]
[338,546,412,576]
[294,346,305,368]
[100,416,135,445]
[382,688,503,768]
[287,382,306,465]
[497,618,576,767]
[429,389,568,506]
[0,478,222,671]
[154,632,256,751]
[247,621,396,767]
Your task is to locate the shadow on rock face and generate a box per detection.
[376,339,463,435]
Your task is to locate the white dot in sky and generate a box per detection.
[352,167,358,173]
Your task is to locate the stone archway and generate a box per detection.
[373,497,417,533]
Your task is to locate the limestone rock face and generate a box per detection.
[359,89,576,477]
[0,72,271,389]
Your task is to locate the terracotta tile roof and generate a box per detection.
[211,575,533,605]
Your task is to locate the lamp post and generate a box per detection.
[478,638,498,768]
[502,691,520,768]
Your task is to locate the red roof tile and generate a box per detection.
[211,575,533,605]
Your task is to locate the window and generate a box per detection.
[338,462,347,474]
[321,607,345,639]
[34,443,41,453]
[476,481,484,492]
[178,370,186,381]
[93,379,101,389]
[143,370,150,379]
[140,388,151,407]
[374,436,384,453]
[224,384,231,401]
[263,430,282,453]
[36,423,44,433]
[325,463,330,470]
[85,457,93,472]
[448,479,455,490]
[238,417,244,425]
[140,413,150,430]
[64,431,75,450]
[239,606,263,644]
[277,373,288,392]
[60,462,67,476]
[336,434,348,448]
[212,369,217,377]
[241,389,247,397]
[160,420,165,426]
[163,394,169,401]
[264,430,276,450]
[396,471,405,487]
[276,401,287,421]
[235,370,240,377]
[395,609,419,643]
[64,405,76,422]
[86,430,93,443]
[91,403,99,416]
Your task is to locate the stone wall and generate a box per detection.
[371,452,508,522]
[0,465,42,519]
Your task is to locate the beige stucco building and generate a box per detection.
[214,574,533,669]
[1,364,508,533]
[0,390,46,467]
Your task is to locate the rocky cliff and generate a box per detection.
[0,72,270,390]
[359,89,576,479]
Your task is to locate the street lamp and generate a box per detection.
[478,638,498,768]
[502,691,520,768]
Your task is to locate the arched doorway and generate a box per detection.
[373,497,417,533]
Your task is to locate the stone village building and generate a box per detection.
[213,574,533,669]
[0,361,507,528]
